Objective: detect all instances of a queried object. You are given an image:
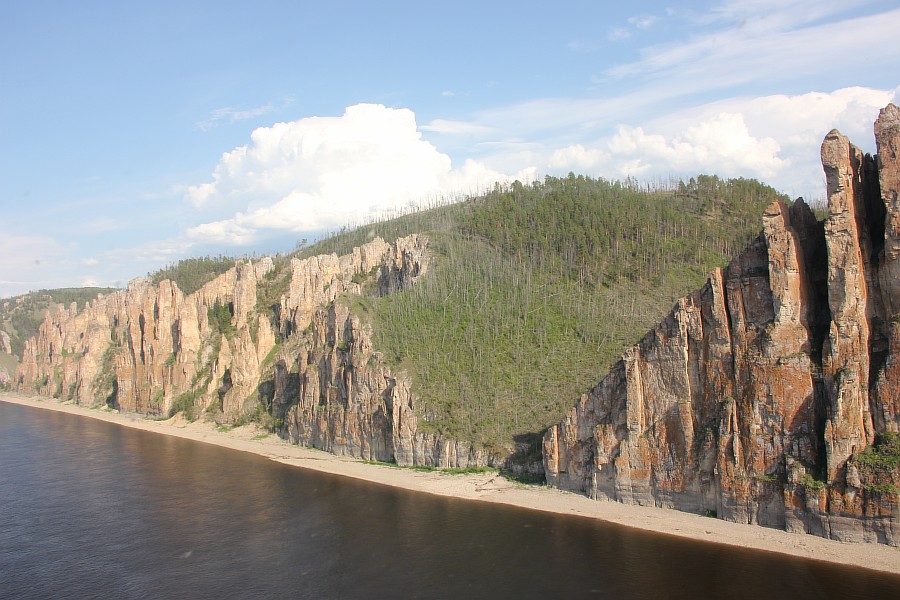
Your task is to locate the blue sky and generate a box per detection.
[1,0,898,297]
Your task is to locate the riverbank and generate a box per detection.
[3,392,898,575]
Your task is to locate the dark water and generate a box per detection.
[1,402,898,600]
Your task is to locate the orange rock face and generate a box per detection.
[544,105,900,545]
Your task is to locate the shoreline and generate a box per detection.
[3,392,899,576]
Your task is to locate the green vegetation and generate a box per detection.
[169,389,201,420]
[855,432,900,471]
[0,353,18,388]
[864,483,899,495]
[502,470,547,485]
[207,301,236,337]
[315,174,784,449]
[255,257,294,328]
[798,473,827,492]
[91,340,120,408]
[360,460,500,475]
[3,173,788,456]
[0,287,117,358]
[150,388,164,412]
[149,255,235,296]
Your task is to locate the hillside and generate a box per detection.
[12,174,782,464]
[11,105,899,546]
[275,174,784,450]
[0,288,117,387]
[545,104,900,545]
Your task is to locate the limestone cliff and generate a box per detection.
[15,234,498,468]
[271,299,501,468]
[544,105,900,545]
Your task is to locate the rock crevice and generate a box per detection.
[544,105,900,545]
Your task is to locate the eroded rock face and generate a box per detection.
[544,105,900,545]
[275,300,501,468]
[14,234,492,468]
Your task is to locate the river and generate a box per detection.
[1,401,898,599]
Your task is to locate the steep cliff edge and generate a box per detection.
[13,235,495,467]
[544,105,900,545]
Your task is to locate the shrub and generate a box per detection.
[169,390,200,420]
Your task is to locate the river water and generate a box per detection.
[1,401,898,599]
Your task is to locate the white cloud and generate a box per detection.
[422,119,496,136]
[196,97,294,131]
[628,86,896,197]
[548,145,609,172]
[427,86,894,201]
[185,104,511,244]
[702,0,850,27]
[627,15,658,30]
[607,5,900,91]
[606,112,785,179]
[607,28,631,42]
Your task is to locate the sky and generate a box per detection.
[1,0,898,298]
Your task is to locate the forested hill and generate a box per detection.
[0,288,118,359]
[0,287,117,388]
[10,174,788,455]
[295,174,787,450]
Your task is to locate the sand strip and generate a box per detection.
[3,392,898,575]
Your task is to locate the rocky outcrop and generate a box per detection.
[16,236,423,415]
[15,262,272,416]
[0,331,10,355]
[15,234,497,468]
[544,105,900,545]
[272,299,502,468]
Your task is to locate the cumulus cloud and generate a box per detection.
[627,86,896,197]
[185,104,511,244]
[548,145,609,172]
[433,86,894,200]
[606,113,784,178]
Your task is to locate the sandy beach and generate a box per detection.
[3,391,898,576]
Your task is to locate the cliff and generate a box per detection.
[15,234,496,468]
[544,105,900,545]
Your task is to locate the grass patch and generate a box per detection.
[798,473,827,492]
[360,460,499,475]
[501,470,547,485]
[864,483,899,495]
[169,389,202,420]
[854,432,900,471]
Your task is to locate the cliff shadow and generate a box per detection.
[502,431,546,483]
